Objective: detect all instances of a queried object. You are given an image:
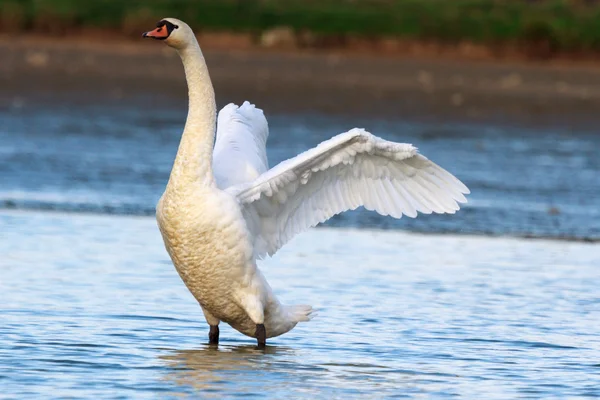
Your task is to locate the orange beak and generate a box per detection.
[142,26,169,39]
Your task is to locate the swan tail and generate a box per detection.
[285,304,314,323]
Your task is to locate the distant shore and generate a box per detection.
[4,0,600,61]
[3,33,600,129]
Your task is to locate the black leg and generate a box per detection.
[208,325,219,345]
[255,323,266,348]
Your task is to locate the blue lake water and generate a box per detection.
[1,96,599,398]
[1,100,599,240]
[1,211,599,398]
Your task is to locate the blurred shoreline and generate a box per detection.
[11,31,600,64]
[4,34,600,128]
[5,0,600,59]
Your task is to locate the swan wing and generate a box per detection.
[227,128,470,259]
[213,101,269,189]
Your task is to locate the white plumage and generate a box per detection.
[146,18,469,347]
[213,101,269,188]
[226,127,468,258]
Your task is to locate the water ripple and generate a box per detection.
[1,105,599,241]
[1,210,599,398]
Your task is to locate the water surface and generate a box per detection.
[1,100,599,240]
[2,70,600,398]
[1,210,599,398]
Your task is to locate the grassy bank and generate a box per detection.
[3,0,600,56]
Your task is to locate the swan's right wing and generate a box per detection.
[227,128,469,259]
[213,101,269,189]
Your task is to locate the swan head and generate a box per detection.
[142,18,195,50]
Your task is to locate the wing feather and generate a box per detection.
[227,128,469,258]
[213,101,269,189]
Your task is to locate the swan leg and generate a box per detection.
[238,293,267,348]
[255,324,266,348]
[201,306,220,345]
[208,325,219,345]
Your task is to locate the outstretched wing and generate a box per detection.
[213,101,269,189]
[226,128,469,259]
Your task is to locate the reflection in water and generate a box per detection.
[161,345,296,396]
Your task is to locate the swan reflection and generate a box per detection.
[160,344,296,395]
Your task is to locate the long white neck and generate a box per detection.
[168,40,216,188]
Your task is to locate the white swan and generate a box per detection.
[143,18,469,348]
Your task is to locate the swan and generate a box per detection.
[143,18,469,348]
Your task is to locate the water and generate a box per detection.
[1,99,599,241]
[2,91,600,397]
[2,210,599,398]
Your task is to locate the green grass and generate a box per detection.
[3,0,600,54]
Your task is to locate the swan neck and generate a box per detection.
[170,42,216,187]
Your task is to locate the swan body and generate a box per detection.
[144,18,469,346]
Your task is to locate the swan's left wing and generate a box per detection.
[213,101,269,189]
[226,128,469,259]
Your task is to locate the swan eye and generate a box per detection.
[157,20,178,33]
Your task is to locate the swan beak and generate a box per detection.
[142,27,168,40]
